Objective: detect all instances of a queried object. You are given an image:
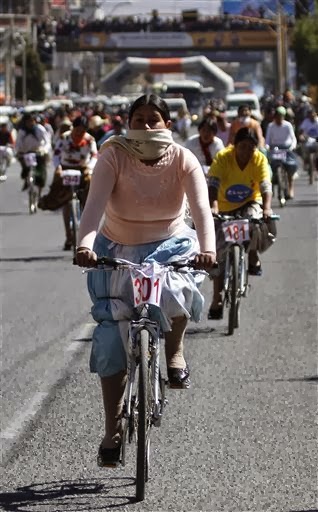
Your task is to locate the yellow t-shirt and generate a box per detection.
[208,146,270,212]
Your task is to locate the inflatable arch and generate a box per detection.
[101,55,234,96]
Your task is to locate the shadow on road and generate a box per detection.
[248,375,318,384]
[0,256,70,263]
[284,199,318,207]
[0,477,136,511]
[290,509,318,512]
[276,375,318,383]
[0,211,26,216]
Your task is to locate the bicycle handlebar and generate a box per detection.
[213,213,280,222]
[94,256,218,271]
[73,255,218,272]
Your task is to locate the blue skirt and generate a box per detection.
[87,226,205,377]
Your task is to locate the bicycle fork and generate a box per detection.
[125,320,162,423]
[224,245,246,302]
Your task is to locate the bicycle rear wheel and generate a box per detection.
[136,329,150,502]
[228,245,239,335]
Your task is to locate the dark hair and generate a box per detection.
[72,115,88,129]
[22,112,34,122]
[234,127,258,146]
[198,118,218,133]
[128,94,170,124]
[238,104,251,114]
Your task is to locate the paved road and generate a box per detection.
[0,160,317,512]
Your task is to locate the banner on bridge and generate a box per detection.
[79,29,279,51]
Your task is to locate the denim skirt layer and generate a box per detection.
[87,225,205,377]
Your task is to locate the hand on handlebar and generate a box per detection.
[193,251,217,271]
[75,247,97,267]
[263,207,273,220]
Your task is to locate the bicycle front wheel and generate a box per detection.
[228,245,239,335]
[276,165,286,207]
[309,152,315,185]
[136,329,150,502]
[28,176,37,214]
[70,197,81,256]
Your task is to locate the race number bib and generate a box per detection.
[222,219,250,244]
[130,262,165,307]
[23,153,37,167]
[271,150,287,160]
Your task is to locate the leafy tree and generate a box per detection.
[292,1,318,86]
[15,44,45,102]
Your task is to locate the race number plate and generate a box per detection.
[222,219,250,244]
[61,170,82,186]
[62,174,81,186]
[130,262,165,307]
[271,150,287,160]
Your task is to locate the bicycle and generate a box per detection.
[307,137,318,185]
[268,146,289,207]
[61,169,82,258]
[0,146,9,182]
[84,256,210,502]
[213,213,280,336]
[22,152,38,214]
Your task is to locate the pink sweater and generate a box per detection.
[78,143,215,252]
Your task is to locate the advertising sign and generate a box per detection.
[79,30,279,50]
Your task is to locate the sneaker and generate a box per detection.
[167,364,191,389]
[97,443,121,468]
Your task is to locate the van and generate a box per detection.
[225,93,262,122]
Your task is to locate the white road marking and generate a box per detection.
[0,392,49,440]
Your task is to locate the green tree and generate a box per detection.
[15,44,45,102]
[292,1,318,86]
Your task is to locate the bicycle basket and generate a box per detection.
[250,221,277,253]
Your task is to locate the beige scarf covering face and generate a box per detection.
[99,129,174,160]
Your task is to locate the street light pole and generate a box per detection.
[22,40,27,103]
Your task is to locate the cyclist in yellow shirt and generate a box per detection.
[207,127,274,319]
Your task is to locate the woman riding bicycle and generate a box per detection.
[207,127,275,320]
[75,94,216,467]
